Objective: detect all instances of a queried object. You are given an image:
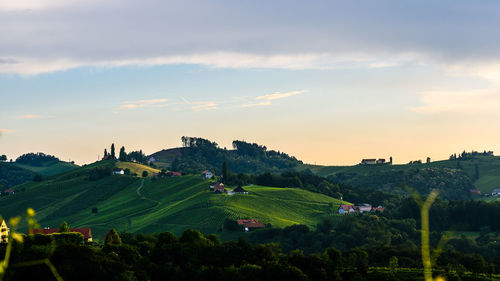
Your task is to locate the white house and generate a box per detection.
[201,170,213,179]
[492,189,500,196]
[356,204,372,213]
[112,168,125,175]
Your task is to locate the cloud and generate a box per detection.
[14,114,43,119]
[190,101,217,111]
[411,89,500,114]
[1,1,500,75]
[120,98,169,109]
[0,128,15,135]
[243,101,271,108]
[256,90,307,101]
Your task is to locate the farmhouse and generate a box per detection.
[201,170,213,179]
[31,227,93,242]
[376,159,386,164]
[231,186,249,194]
[338,205,356,214]
[237,219,265,231]
[213,183,225,193]
[166,171,182,177]
[356,204,373,213]
[0,220,10,243]
[1,188,15,196]
[470,189,481,195]
[372,205,385,212]
[492,189,500,196]
[112,168,124,175]
[361,159,377,165]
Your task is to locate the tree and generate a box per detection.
[59,221,70,233]
[222,161,228,183]
[104,149,108,158]
[104,228,122,245]
[142,171,149,177]
[119,146,127,161]
[110,143,116,159]
[0,155,7,162]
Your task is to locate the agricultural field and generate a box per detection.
[14,161,78,177]
[0,161,349,240]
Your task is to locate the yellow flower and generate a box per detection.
[12,233,24,243]
[26,208,36,217]
[9,217,21,227]
[434,276,446,281]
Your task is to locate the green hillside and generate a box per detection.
[0,161,348,240]
[0,162,36,188]
[300,155,500,198]
[14,161,78,177]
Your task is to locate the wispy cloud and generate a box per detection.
[0,128,16,135]
[190,101,217,111]
[256,90,308,101]
[14,114,43,119]
[243,101,271,108]
[120,98,169,109]
[243,90,307,108]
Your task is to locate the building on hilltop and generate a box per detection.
[338,205,356,214]
[361,159,377,165]
[0,220,10,243]
[31,227,93,242]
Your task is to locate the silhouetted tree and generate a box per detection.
[104,228,122,245]
[0,155,7,162]
[59,221,70,233]
[110,143,116,159]
[222,161,228,183]
[119,146,127,161]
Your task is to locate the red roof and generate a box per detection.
[340,204,354,210]
[31,228,92,239]
[237,219,265,228]
[202,170,209,174]
[214,183,225,191]
[4,189,14,193]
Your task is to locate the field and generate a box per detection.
[0,161,349,240]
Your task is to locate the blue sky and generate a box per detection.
[1,0,500,164]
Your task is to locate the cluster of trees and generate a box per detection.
[2,226,497,281]
[0,155,7,162]
[449,150,494,160]
[171,137,302,175]
[15,152,59,166]
[103,144,149,165]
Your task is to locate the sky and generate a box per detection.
[1,0,500,165]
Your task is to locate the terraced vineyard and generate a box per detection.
[0,161,349,240]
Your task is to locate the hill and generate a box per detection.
[14,161,78,177]
[0,160,348,240]
[0,162,37,188]
[149,136,303,175]
[299,155,500,199]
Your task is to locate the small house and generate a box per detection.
[231,186,248,194]
[148,157,156,163]
[0,220,10,243]
[376,159,386,164]
[338,204,355,214]
[237,219,265,231]
[492,189,500,196]
[201,170,213,179]
[112,168,124,175]
[469,189,481,195]
[356,203,372,213]
[213,183,225,193]
[166,171,181,177]
[372,205,385,212]
[360,159,377,165]
[31,227,93,242]
[3,189,15,196]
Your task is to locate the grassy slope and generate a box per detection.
[0,161,349,240]
[115,162,160,177]
[14,161,78,177]
[300,156,500,194]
